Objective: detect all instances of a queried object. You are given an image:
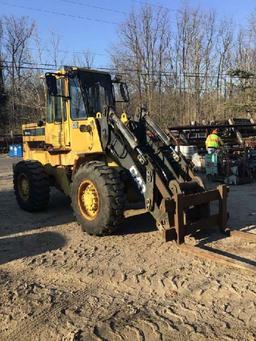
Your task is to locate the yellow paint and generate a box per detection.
[121,112,128,124]
[22,68,104,167]
[78,179,100,220]
[21,67,119,195]
[69,117,102,154]
[44,165,71,196]
[107,160,119,167]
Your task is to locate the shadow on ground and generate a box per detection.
[0,189,74,237]
[188,226,256,268]
[117,212,156,235]
[0,231,66,265]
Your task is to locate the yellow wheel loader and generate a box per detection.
[13,66,229,241]
[13,66,256,273]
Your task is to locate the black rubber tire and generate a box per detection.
[71,161,125,236]
[13,160,50,212]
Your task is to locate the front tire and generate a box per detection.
[13,160,50,212]
[71,162,125,236]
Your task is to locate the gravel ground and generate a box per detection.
[0,154,255,341]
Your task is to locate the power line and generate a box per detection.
[89,66,236,78]
[56,0,127,15]
[1,0,177,29]
[0,60,230,77]
[0,1,119,25]
[131,0,177,12]
[28,47,107,57]
[4,60,57,67]
[3,64,56,71]
[2,60,252,79]
[57,0,177,15]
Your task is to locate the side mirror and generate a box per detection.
[120,83,129,103]
[46,74,57,96]
[37,119,45,127]
[113,81,130,103]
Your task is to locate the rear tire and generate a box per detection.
[71,161,125,236]
[13,160,50,212]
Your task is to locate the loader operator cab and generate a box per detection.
[45,67,128,121]
[42,67,129,153]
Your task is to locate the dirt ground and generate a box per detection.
[0,154,255,341]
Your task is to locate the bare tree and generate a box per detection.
[48,30,65,67]
[2,4,256,135]
[174,8,219,122]
[72,49,95,68]
[112,4,241,124]
[3,16,35,131]
[111,5,171,122]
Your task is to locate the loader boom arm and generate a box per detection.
[98,109,229,243]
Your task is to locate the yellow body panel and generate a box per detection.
[23,116,103,167]
[45,165,71,196]
[68,117,102,153]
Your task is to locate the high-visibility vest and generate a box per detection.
[205,133,222,149]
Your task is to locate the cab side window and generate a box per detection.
[47,78,66,123]
[55,79,63,122]
[47,95,54,123]
[70,78,87,120]
[87,84,107,115]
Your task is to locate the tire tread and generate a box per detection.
[71,161,125,235]
[13,160,50,212]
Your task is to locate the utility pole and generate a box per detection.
[0,59,8,134]
[0,60,4,96]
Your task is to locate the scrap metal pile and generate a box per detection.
[167,117,256,184]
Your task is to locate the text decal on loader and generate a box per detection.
[129,165,146,193]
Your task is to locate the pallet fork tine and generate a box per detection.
[163,183,256,273]
[180,234,256,274]
[226,229,256,242]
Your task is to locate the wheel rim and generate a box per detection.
[78,179,100,221]
[18,174,30,201]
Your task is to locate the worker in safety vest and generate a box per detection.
[205,129,224,154]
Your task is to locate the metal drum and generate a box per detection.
[178,145,198,160]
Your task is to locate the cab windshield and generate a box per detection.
[78,70,114,116]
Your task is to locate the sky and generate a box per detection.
[0,0,255,69]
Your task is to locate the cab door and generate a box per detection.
[68,77,102,154]
[45,77,70,149]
